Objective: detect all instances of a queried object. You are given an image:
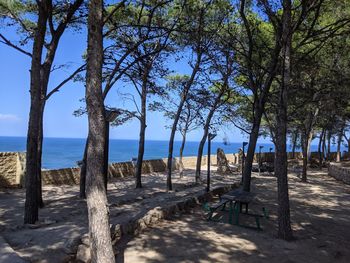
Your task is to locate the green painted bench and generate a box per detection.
[204,189,269,230]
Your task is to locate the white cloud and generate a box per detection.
[0,114,21,122]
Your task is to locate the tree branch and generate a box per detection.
[0,33,32,57]
[45,64,86,100]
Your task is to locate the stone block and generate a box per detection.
[76,244,90,263]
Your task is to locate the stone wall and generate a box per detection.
[42,167,80,185]
[41,158,169,186]
[328,162,350,184]
[0,152,26,188]
[0,151,342,187]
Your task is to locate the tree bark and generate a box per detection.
[167,97,186,190]
[37,104,45,208]
[135,78,148,188]
[307,131,313,161]
[336,123,345,162]
[85,0,115,262]
[291,131,298,159]
[166,52,201,190]
[322,130,327,160]
[24,0,84,223]
[135,116,146,189]
[195,92,223,182]
[104,120,110,191]
[301,133,308,182]
[195,130,208,183]
[240,0,282,192]
[301,129,315,182]
[276,0,293,241]
[80,137,89,199]
[24,3,48,224]
[318,129,324,168]
[327,131,331,160]
[179,129,187,178]
[242,113,261,192]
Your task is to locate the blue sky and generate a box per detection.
[0,25,266,143]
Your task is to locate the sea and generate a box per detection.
[0,136,342,169]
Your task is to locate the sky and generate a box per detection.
[0,23,268,144]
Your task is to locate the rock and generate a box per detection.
[143,214,152,226]
[111,224,122,245]
[137,219,147,234]
[81,234,90,246]
[113,224,122,239]
[42,219,56,226]
[217,148,232,174]
[76,244,90,263]
[25,224,41,229]
[228,164,239,172]
[63,236,81,254]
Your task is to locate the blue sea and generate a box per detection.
[0,136,342,169]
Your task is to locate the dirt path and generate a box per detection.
[0,167,237,262]
[118,169,350,263]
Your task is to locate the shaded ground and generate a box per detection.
[118,169,350,263]
[0,167,237,262]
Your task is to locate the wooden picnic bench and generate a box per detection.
[204,199,229,221]
[205,189,268,230]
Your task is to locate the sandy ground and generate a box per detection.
[117,169,350,263]
[0,167,237,262]
[1,167,350,263]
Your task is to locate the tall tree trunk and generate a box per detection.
[167,98,186,190]
[307,130,313,161]
[37,104,45,208]
[336,123,345,162]
[276,0,293,241]
[80,137,89,198]
[135,117,146,189]
[24,3,48,224]
[85,0,115,262]
[301,129,314,182]
[242,113,261,192]
[24,0,83,224]
[318,129,324,168]
[104,120,109,191]
[327,131,331,160]
[195,130,208,183]
[195,92,223,182]
[291,131,298,159]
[240,0,282,193]
[322,130,327,160]
[301,133,308,182]
[25,99,42,224]
[135,85,147,188]
[166,53,201,190]
[179,129,187,178]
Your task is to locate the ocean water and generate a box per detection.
[0,136,342,169]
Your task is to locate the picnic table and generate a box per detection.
[221,189,256,225]
[206,189,268,230]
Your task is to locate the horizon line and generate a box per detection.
[0,135,276,144]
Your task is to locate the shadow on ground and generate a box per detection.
[116,169,350,263]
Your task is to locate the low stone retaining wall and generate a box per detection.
[76,183,239,262]
[0,152,25,187]
[328,162,350,184]
[42,158,169,186]
[1,151,342,187]
[42,167,80,185]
